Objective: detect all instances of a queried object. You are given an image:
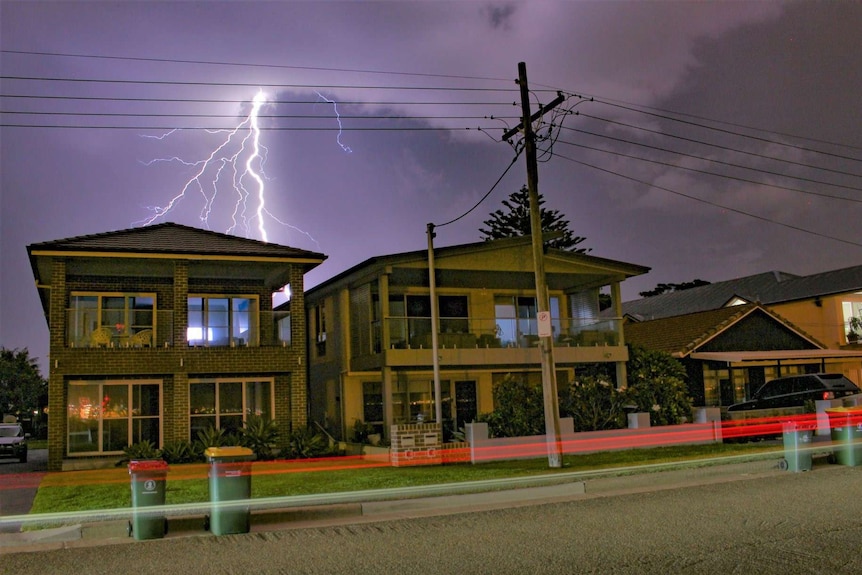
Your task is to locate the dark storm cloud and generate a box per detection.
[483,3,517,30]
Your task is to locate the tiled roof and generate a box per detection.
[625,303,825,358]
[27,222,326,261]
[754,264,862,303]
[625,305,757,355]
[623,265,862,321]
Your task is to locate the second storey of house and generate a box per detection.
[28,223,326,374]
[305,237,650,373]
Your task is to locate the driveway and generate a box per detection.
[0,449,47,533]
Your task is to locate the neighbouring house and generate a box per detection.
[622,265,862,408]
[304,236,649,442]
[27,223,326,471]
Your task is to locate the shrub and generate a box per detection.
[239,415,279,461]
[282,427,331,459]
[560,374,628,431]
[476,373,546,438]
[116,440,160,466]
[195,425,239,452]
[625,346,693,426]
[350,419,376,443]
[161,439,201,464]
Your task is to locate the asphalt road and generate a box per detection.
[3,463,861,574]
[0,448,46,533]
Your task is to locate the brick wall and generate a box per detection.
[45,257,311,470]
[390,423,442,467]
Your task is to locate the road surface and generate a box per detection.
[3,462,860,574]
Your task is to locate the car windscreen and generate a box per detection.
[0,426,22,437]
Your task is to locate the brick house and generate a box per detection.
[27,223,325,471]
[304,236,649,443]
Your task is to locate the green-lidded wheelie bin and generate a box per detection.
[204,446,255,535]
[128,459,169,540]
[826,407,862,466]
[779,420,813,472]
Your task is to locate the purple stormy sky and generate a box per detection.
[1,1,861,374]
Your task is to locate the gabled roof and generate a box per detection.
[624,304,823,358]
[623,265,862,321]
[306,235,649,298]
[27,222,326,262]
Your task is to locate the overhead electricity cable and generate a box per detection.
[0,93,513,106]
[0,74,548,94]
[0,110,519,122]
[588,97,862,163]
[555,138,862,203]
[435,152,522,228]
[557,126,862,194]
[549,149,862,249]
[576,112,862,179]
[0,123,501,132]
[0,49,517,84]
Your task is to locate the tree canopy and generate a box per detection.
[0,347,47,419]
[638,279,711,298]
[479,186,589,253]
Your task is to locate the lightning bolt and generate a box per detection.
[136,90,320,249]
[316,91,352,153]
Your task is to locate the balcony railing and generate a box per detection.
[378,316,622,351]
[65,309,291,348]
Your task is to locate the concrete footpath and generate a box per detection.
[0,454,789,554]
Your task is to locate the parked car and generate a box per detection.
[728,373,861,417]
[0,422,29,462]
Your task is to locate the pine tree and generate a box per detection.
[479,186,589,253]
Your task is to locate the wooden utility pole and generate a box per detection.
[506,62,564,468]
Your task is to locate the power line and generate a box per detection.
[0,93,514,106]
[0,74,537,94]
[555,138,862,203]
[557,127,862,195]
[435,152,522,228]
[549,149,862,249]
[576,111,862,179]
[0,49,517,84]
[588,97,862,162]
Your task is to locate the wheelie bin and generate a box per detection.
[204,446,255,535]
[779,420,813,472]
[826,406,862,466]
[128,459,169,540]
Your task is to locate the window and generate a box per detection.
[388,294,469,348]
[494,295,560,346]
[188,296,258,347]
[189,379,273,440]
[313,303,327,356]
[362,382,383,425]
[67,380,161,455]
[69,293,155,347]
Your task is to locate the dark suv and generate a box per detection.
[728,373,860,416]
[0,423,29,462]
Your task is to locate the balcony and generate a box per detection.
[65,310,292,348]
[354,316,627,371]
[380,316,622,350]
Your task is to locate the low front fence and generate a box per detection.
[465,412,723,464]
[341,409,724,467]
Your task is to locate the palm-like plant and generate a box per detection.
[239,415,279,460]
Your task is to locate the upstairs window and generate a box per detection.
[313,303,327,356]
[188,296,258,347]
[69,293,154,347]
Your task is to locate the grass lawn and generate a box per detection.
[29,442,781,516]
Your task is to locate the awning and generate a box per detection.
[690,349,862,363]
